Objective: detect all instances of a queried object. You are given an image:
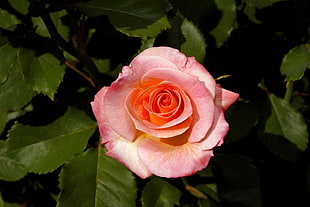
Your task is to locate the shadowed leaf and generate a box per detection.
[142,177,182,207]
[78,0,171,30]
[265,94,308,151]
[281,44,310,81]
[209,0,236,48]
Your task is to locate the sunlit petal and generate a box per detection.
[138,136,213,178]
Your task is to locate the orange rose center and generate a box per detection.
[133,82,184,126]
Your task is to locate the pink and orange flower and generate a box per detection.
[91,47,239,178]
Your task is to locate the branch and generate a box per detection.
[65,61,96,88]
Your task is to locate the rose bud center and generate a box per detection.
[134,83,184,126]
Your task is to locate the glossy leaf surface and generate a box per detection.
[180,19,206,63]
[4,107,96,174]
[57,148,137,207]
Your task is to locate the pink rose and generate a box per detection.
[91,47,239,178]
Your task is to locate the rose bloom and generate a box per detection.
[91,47,239,178]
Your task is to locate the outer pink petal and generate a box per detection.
[103,66,138,141]
[91,85,152,179]
[198,106,229,149]
[105,137,152,179]
[132,47,188,70]
[134,47,217,98]
[141,68,215,141]
[138,137,213,178]
[91,87,115,144]
[130,55,179,75]
[215,85,239,111]
[181,57,216,98]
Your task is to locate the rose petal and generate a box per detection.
[198,106,229,149]
[138,136,213,178]
[141,69,214,140]
[105,137,152,179]
[215,85,239,111]
[134,47,217,98]
[103,66,138,141]
[91,87,116,144]
[181,57,216,98]
[130,55,180,74]
[142,117,192,138]
[129,83,192,129]
[132,47,188,70]
[126,82,193,138]
[134,82,188,126]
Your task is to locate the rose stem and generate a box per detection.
[284,81,294,102]
[181,177,208,200]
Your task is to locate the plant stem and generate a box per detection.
[181,177,208,199]
[65,61,96,88]
[284,81,294,102]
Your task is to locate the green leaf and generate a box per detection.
[197,165,214,178]
[95,150,137,207]
[0,10,20,29]
[0,141,8,154]
[0,156,27,181]
[32,17,50,38]
[0,110,7,135]
[141,177,182,207]
[198,199,216,207]
[32,10,69,41]
[0,194,3,207]
[57,149,98,207]
[4,107,96,174]
[245,0,287,9]
[0,33,63,107]
[209,0,236,48]
[18,48,65,99]
[140,37,156,51]
[2,202,18,207]
[180,19,206,63]
[78,0,171,29]
[152,12,206,62]
[93,58,110,74]
[51,10,70,41]
[156,12,185,50]
[8,0,30,15]
[280,44,310,81]
[57,148,137,207]
[243,4,262,24]
[0,35,18,84]
[196,184,220,202]
[117,15,171,38]
[264,94,308,151]
[225,101,259,143]
[6,104,33,123]
[0,47,35,111]
[0,142,27,182]
[213,154,261,207]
